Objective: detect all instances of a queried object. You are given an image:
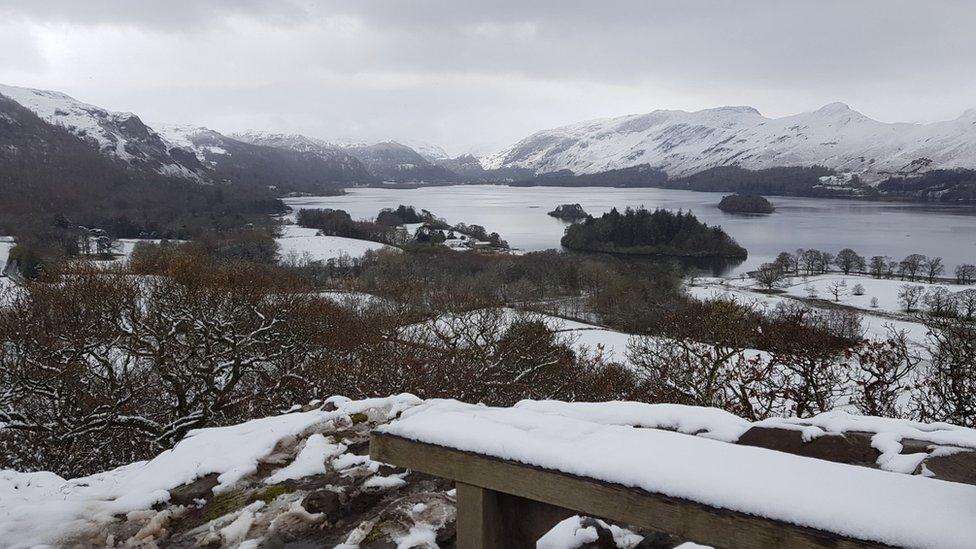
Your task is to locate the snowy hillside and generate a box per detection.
[390,139,450,162]
[340,141,457,183]
[154,125,369,191]
[483,103,976,181]
[0,83,206,180]
[230,131,373,181]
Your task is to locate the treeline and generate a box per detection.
[561,207,747,258]
[762,247,974,283]
[629,299,974,424]
[876,169,976,202]
[295,208,403,245]
[510,165,860,199]
[296,205,509,249]
[511,164,668,187]
[669,165,847,196]
[375,205,439,226]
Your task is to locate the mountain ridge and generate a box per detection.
[482,103,976,181]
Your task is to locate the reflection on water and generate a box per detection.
[285,185,976,277]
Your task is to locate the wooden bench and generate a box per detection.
[371,432,887,548]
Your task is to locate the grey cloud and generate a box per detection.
[0,0,307,30]
[0,0,974,153]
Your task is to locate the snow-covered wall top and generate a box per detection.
[382,399,976,548]
[482,103,976,181]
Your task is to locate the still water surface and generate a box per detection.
[284,185,976,276]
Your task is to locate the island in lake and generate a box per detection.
[548,203,589,221]
[561,207,747,258]
[718,194,775,214]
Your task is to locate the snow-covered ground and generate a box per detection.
[0,236,13,273]
[0,395,422,547]
[399,307,636,364]
[401,307,769,369]
[276,225,396,263]
[686,274,941,344]
[384,399,976,548]
[317,290,394,310]
[7,394,975,548]
[770,274,974,315]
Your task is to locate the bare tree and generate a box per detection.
[923,287,957,317]
[826,279,847,302]
[847,328,921,418]
[913,316,976,427]
[800,249,827,275]
[886,258,899,279]
[898,254,926,281]
[751,262,786,290]
[868,255,890,278]
[774,251,799,275]
[923,256,945,283]
[898,284,925,312]
[834,248,866,275]
[955,263,976,285]
[956,289,976,321]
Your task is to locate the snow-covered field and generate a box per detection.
[317,290,394,310]
[276,225,396,263]
[686,274,952,344]
[771,274,975,315]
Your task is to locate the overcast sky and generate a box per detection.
[1,0,974,155]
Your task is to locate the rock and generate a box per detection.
[302,490,342,517]
[898,438,933,454]
[920,449,976,485]
[737,427,879,465]
[436,518,457,544]
[634,532,683,548]
[346,440,371,456]
[376,464,399,476]
[168,474,219,506]
[579,517,619,548]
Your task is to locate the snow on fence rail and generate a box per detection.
[374,400,976,548]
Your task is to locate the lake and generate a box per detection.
[284,185,976,276]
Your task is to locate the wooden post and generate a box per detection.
[456,482,502,549]
[456,482,578,548]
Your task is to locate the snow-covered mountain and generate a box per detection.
[229,130,373,181]
[482,104,976,180]
[390,139,450,163]
[157,125,373,191]
[0,83,207,180]
[235,132,459,182]
[339,141,457,183]
[0,84,373,192]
